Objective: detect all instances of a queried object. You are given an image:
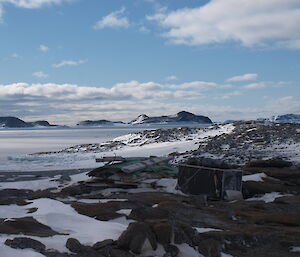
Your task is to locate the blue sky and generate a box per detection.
[0,0,300,124]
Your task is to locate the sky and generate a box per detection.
[0,0,300,124]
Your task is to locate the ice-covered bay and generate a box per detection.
[0,124,210,171]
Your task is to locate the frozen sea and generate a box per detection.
[0,124,208,171]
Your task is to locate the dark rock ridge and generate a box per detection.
[0,117,55,128]
[130,111,213,124]
[77,120,124,126]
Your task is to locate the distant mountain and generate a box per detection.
[270,114,300,123]
[77,120,125,126]
[0,117,54,128]
[129,111,213,124]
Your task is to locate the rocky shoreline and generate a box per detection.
[1,121,300,257]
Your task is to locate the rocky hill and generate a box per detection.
[130,111,212,124]
[0,117,54,128]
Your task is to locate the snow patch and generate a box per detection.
[246,192,292,203]
[194,227,222,233]
[291,246,300,252]
[116,209,132,216]
[242,173,267,182]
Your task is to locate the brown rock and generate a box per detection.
[118,222,157,254]
[5,237,46,252]
[0,217,60,237]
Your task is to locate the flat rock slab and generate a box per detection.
[0,216,62,237]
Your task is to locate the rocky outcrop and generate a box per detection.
[0,116,54,128]
[130,111,213,124]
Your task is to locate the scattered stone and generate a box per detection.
[26,207,38,213]
[92,239,114,250]
[66,238,87,253]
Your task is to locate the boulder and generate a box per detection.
[92,239,114,250]
[66,238,87,253]
[198,238,222,257]
[118,222,157,254]
[129,207,169,221]
[163,244,180,257]
[152,222,172,245]
[5,237,46,252]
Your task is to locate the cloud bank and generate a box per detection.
[0,77,296,124]
[148,0,300,49]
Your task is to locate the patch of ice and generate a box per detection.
[77,198,127,204]
[177,243,203,257]
[0,172,89,191]
[221,253,234,257]
[109,216,134,226]
[291,246,300,252]
[246,192,292,203]
[155,178,183,194]
[0,177,60,190]
[116,209,132,216]
[136,242,203,257]
[193,227,222,233]
[113,133,141,143]
[242,173,267,182]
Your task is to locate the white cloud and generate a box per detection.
[53,59,87,68]
[139,26,150,33]
[32,71,48,78]
[93,7,130,30]
[0,0,72,20]
[148,0,300,49]
[1,0,70,9]
[227,73,258,82]
[244,82,268,89]
[215,91,241,99]
[39,44,49,52]
[165,75,177,81]
[170,81,217,89]
[11,52,21,58]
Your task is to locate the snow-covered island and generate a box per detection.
[0,121,300,257]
